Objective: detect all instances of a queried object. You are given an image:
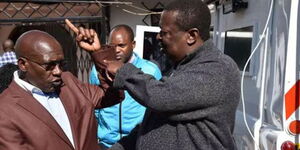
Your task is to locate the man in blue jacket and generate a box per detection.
[89,24,161,149]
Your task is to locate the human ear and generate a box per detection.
[18,58,27,72]
[132,40,136,49]
[186,28,199,45]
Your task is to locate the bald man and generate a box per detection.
[0,39,17,67]
[0,30,124,150]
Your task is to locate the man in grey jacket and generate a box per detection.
[91,0,241,149]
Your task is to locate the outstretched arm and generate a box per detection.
[65,20,124,108]
[65,19,120,81]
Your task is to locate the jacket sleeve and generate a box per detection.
[113,62,240,121]
[149,65,162,80]
[109,124,139,150]
[88,51,125,108]
[140,61,162,80]
[0,111,33,150]
[62,72,124,109]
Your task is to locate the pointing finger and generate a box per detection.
[65,19,79,34]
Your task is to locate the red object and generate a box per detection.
[281,141,296,150]
[289,120,300,135]
[285,80,300,120]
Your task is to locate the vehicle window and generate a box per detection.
[224,26,253,71]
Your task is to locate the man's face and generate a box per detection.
[22,41,65,93]
[157,11,187,62]
[109,29,135,63]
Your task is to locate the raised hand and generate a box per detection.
[65,19,101,52]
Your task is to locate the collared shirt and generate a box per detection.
[13,71,75,147]
[127,52,136,63]
[90,52,162,147]
[0,51,17,67]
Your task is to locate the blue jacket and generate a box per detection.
[89,53,162,147]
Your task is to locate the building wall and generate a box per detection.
[109,0,170,35]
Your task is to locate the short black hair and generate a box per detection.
[164,0,211,41]
[0,63,18,93]
[111,24,134,41]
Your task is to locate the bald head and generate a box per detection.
[15,30,63,61]
[2,39,14,52]
[15,30,65,92]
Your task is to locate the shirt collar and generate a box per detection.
[128,52,139,65]
[13,71,57,97]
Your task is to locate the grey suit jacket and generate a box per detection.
[111,40,241,150]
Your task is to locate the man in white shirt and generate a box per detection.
[0,30,124,150]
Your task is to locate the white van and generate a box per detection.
[212,0,299,149]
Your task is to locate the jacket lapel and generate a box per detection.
[59,86,79,149]
[10,82,74,148]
